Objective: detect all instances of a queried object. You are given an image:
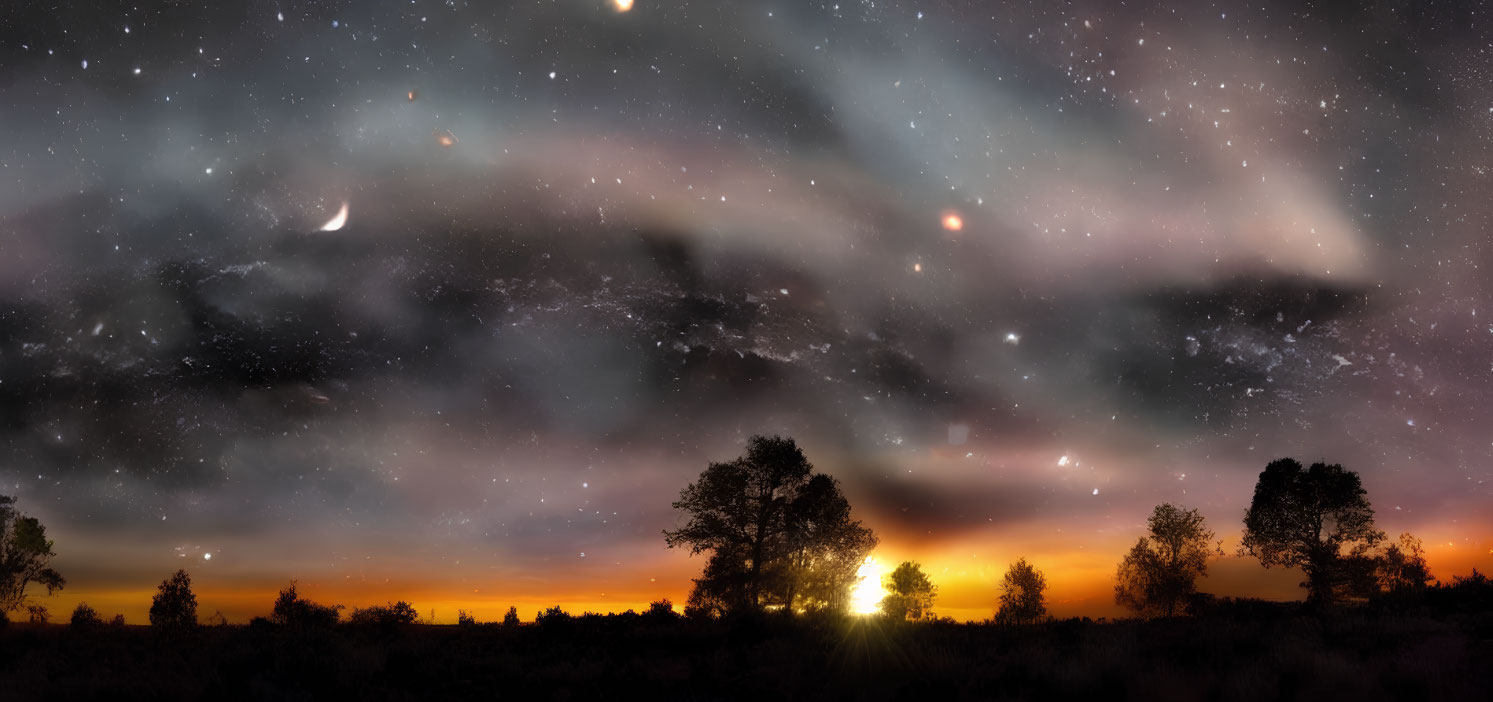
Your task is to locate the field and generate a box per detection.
[2,601,1490,701]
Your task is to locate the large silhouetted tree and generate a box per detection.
[664,435,876,614]
[149,569,198,630]
[996,558,1047,625]
[881,561,937,621]
[775,473,880,612]
[0,495,65,614]
[1115,503,1217,617]
[1240,458,1385,604]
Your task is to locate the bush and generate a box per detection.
[645,599,677,620]
[536,606,571,626]
[457,609,477,627]
[348,601,419,627]
[271,583,343,627]
[70,602,102,627]
[109,614,126,627]
[502,606,521,626]
[26,604,50,624]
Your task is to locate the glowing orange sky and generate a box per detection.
[39,521,1493,625]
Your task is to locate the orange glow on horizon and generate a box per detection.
[34,529,1493,625]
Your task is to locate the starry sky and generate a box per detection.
[2,0,1490,623]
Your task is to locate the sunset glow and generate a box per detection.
[850,557,888,614]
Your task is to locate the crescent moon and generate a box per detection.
[318,202,349,231]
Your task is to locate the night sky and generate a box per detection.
[2,0,1490,622]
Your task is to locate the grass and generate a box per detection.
[0,604,1489,700]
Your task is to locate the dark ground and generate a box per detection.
[2,602,1490,701]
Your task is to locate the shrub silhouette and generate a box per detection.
[1116,504,1217,617]
[645,598,677,620]
[26,604,50,624]
[69,602,102,627]
[348,601,419,626]
[270,582,342,627]
[1241,459,1384,604]
[457,609,477,627]
[881,561,937,622]
[502,605,521,626]
[149,569,198,630]
[536,605,572,627]
[108,614,125,626]
[996,558,1047,626]
[0,494,66,614]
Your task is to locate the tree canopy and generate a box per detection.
[1240,459,1385,604]
[665,435,877,615]
[996,557,1047,626]
[149,569,198,630]
[1115,503,1216,617]
[1377,532,1435,594]
[0,495,65,614]
[881,561,937,622]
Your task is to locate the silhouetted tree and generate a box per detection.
[149,569,198,630]
[457,609,477,627]
[1240,459,1385,604]
[502,605,521,626]
[645,598,677,620]
[0,495,65,614]
[26,604,49,624]
[206,610,229,627]
[996,558,1047,625]
[109,614,125,626]
[1377,532,1435,593]
[880,561,937,621]
[664,435,876,614]
[348,601,419,626]
[536,605,571,626]
[270,582,342,627]
[70,602,102,627]
[1115,503,1217,617]
[774,474,879,612]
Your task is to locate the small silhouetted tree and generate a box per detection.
[0,495,66,614]
[149,569,198,630]
[349,601,419,626]
[536,606,571,626]
[1240,459,1385,604]
[457,610,477,627]
[996,558,1047,625]
[26,604,49,623]
[1378,532,1435,594]
[502,605,520,626]
[645,598,677,620]
[270,582,342,627]
[880,561,937,621]
[1115,504,1217,617]
[109,614,125,626]
[664,435,876,614]
[206,610,228,627]
[70,602,102,627]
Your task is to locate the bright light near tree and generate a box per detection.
[849,556,887,614]
[614,0,634,12]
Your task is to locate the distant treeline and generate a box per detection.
[0,437,1486,627]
